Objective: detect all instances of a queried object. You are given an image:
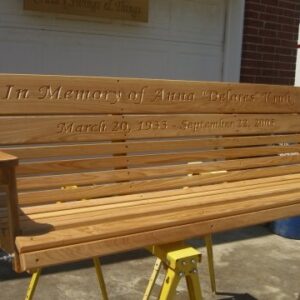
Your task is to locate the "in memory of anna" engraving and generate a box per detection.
[0,83,296,109]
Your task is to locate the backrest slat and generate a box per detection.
[18,164,300,206]
[17,155,300,191]
[14,144,300,176]
[4,134,300,159]
[1,114,300,144]
[1,74,299,115]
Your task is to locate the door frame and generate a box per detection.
[223,0,245,82]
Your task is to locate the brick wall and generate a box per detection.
[240,0,300,85]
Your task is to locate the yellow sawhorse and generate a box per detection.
[144,242,202,300]
[25,235,215,300]
[25,257,108,300]
[143,235,216,300]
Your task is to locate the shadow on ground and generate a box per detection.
[215,292,257,300]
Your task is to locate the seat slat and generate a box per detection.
[17,179,300,233]
[4,134,300,159]
[16,187,300,254]
[4,172,300,227]
[18,173,300,215]
[17,203,300,271]
[18,164,300,205]
[16,145,300,176]
[18,191,300,234]
[1,114,300,144]
[17,155,300,190]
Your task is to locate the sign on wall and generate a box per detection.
[23,0,149,23]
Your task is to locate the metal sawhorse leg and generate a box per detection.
[25,257,108,300]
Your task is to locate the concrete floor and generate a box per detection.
[1,225,299,300]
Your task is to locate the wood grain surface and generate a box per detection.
[1,74,299,114]
[0,114,300,144]
[17,203,300,271]
[1,74,300,272]
[3,134,300,159]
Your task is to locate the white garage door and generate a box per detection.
[0,0,242,81]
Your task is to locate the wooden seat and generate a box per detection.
[12,173,300,270]
[1,74,300,273]
[16,173,300,233]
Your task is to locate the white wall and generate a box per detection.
[0,0,244,82]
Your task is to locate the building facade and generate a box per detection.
[0,1,299,85]
[0,1,243,82]
[240,0,300,86]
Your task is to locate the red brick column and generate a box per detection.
[240,0,300,85]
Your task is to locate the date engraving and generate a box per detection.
[57,122,107,134]
[181,118,277,132]
[237,119,250,128]
[181,119,234,131]
[255,118,275,128]
[138,120,168,130]
[55,116,279,137]
[112,121,131,133]
[237,119,275,128]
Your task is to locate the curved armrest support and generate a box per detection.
[0,151,20,270]
[0,151,18,168]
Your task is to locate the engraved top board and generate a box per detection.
[0,74,299,115]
